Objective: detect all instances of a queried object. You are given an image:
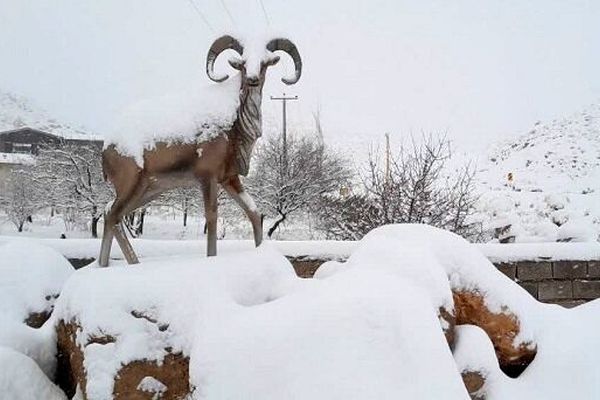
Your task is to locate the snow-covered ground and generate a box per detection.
[1,224,599,399]
[474,103,600,243]
[0,208,320,241]
[3,231,600,265]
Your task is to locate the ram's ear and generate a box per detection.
[228,57,245,70]
[264,55,280,67]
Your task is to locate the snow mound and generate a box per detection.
[454,300,600,399]
[556,219,598,242]
[0,241,74,376]
[192,268,468,400]
[0,346,66,400]
[476,103,600,242]
[323,224,539,346]
[105,76,241,165]
[0,241,74,322]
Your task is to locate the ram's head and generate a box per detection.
[206,35,302,89]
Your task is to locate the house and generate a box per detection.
[0,127,104,189]
[0,127,103,155]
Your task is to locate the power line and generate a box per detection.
[257,0,271,26]
[219,0,237,27]
[185,0,215,33]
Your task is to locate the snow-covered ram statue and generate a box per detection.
[99,35,302,266]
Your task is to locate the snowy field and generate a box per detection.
[1,224,599,399]
[0,209,319,241]
[3,215,600,264]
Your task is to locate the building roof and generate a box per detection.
[0,126,103,143]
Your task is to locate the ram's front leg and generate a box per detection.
[201,178,218,257]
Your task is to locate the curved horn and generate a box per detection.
[266,38,302,85]
[206,35,244,83]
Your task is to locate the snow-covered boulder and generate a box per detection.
[54,246,299,399]
[54,240,472,399]
[453,301,600,399]
[0,346,66,400]
[52,224,600,399]
[0,241,74,377]
[0,240,74,325]
[321,224,538,367]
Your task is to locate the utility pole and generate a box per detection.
[385,132,391,185]
[270,93,298,173]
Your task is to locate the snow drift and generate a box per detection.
[0,241,74,398]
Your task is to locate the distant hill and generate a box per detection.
[475,104,600,242]
[0,91,97,140]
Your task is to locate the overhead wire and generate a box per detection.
[185,0,216,33]
[219,0,237,28]
[257,0,271,26]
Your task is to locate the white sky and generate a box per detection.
[1,0,599,156]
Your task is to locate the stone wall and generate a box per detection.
[495,260,600,308]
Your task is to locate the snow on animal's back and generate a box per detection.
[104,75,241,166]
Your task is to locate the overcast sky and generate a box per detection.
[1,0,599,156]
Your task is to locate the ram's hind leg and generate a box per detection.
[201,178,219,257]
[222,175,263,247]
[113,221,139,264]
[99,198,140,266]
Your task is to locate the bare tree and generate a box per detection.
[248,132,351,237]
[31,143,112,238]
[317,134,479,240]
[159,187,203,228]
[0,170,41,232]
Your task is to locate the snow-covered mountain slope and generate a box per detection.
[475,103,600,242]
[0,91,97,140]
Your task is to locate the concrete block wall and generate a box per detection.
[494,260,600,308]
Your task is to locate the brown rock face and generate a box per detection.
[56,320,191,400]
[24,293,60,328]
[24,310,52,328]
[452,290,536,369]
[438,307,456,349]
[461,370,486,400]
[56,321,86,399]
[114,354,190,400]
[288,257,327,278]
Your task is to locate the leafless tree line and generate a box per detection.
[0,133,479,241]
